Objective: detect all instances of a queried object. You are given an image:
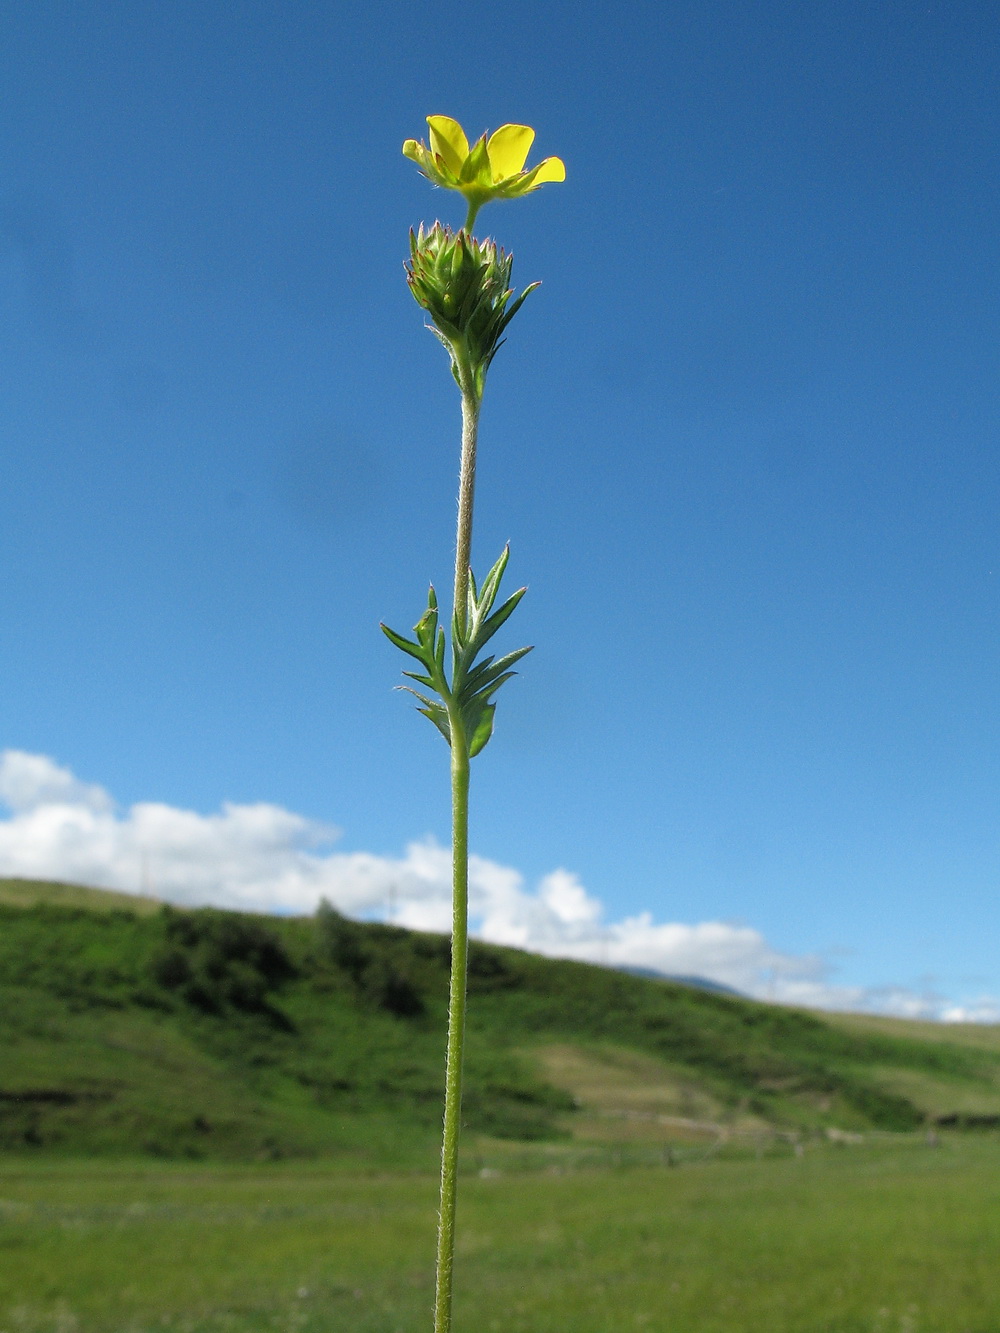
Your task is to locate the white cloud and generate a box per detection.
[0,749,992,1023]
[939,997,1000,1024]
[0,751,113,814]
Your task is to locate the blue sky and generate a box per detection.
[1,1,999,1016]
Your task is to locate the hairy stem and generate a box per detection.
[453,384,480,634]
[433,376,480,1332]
[433,720,470,1333]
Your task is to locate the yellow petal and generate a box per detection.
[486,124,535,181]
[529,156,566,184]
[402,139,422,162]
[427,116,470,177]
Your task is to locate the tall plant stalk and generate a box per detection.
[433,384,477,1333]
[453,382,479,630]
[384,114,564,1333]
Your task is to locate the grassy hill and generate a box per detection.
[1,876,999,1163]
[0,875,162,914]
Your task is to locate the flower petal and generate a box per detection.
[427,116,470,177]
[486,124,534,181]
[402,138,454,188]
[499,156,567,198]
[528,156,566,184]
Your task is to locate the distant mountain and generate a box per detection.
[0,875,998,1164]
[617,965,745,997]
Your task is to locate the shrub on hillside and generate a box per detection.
[315,900,425,1017]
[152,907,296,1018]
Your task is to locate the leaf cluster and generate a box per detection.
[381,546,531,758]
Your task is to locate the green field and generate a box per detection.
[3,877,1000,1330]
[1,1137,999,1332]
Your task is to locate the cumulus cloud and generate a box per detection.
[0,749,992,1022]
[0,751,113,814]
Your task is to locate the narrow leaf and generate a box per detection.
[459,653,497,695]
[401,670,439,692]
[417,707,453,746]
[477,546,510,613]
[452,604,469,654]
[466,670,518,709]
[398,684,444,711]
[497,282,541,335]
[461,645,532,697]
[381,622,432,665]
[468,703,496,758]
[472,585,527,651]
[415,604,438,653]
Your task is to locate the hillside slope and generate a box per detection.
[1,877,999,1162]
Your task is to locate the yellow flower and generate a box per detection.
[402,115,565,229]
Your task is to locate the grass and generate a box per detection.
[0,1137,999,1331]
[0,878,161,916]
[825,1009,1000,1053]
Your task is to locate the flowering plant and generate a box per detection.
[382,115,563,1333]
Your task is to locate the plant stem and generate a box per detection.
[432,381,480,1333]
[433,723,470,1333]
[453,384,480,634]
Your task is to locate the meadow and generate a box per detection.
[1,1135,999,1333]
[3,878,1000,1332]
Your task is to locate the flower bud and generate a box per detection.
[405,223,538,400]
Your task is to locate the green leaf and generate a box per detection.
[487,644,534,675]
[473,586,527,651]
[399,687,452,746]
[467,702,496,757]
[418,707,453,746]
[497,281,540,335]
[476,546,510,614]
[398,684,442,710]
[429,323,461,352]
[381,622,431,665]
[463,671,518,718]
[461,645,532,697]
[452,607,469,654]
[415,605,438,654]
[401,670,438,691]
[460,653,497,694]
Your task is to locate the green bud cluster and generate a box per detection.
[405,223,538,401]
